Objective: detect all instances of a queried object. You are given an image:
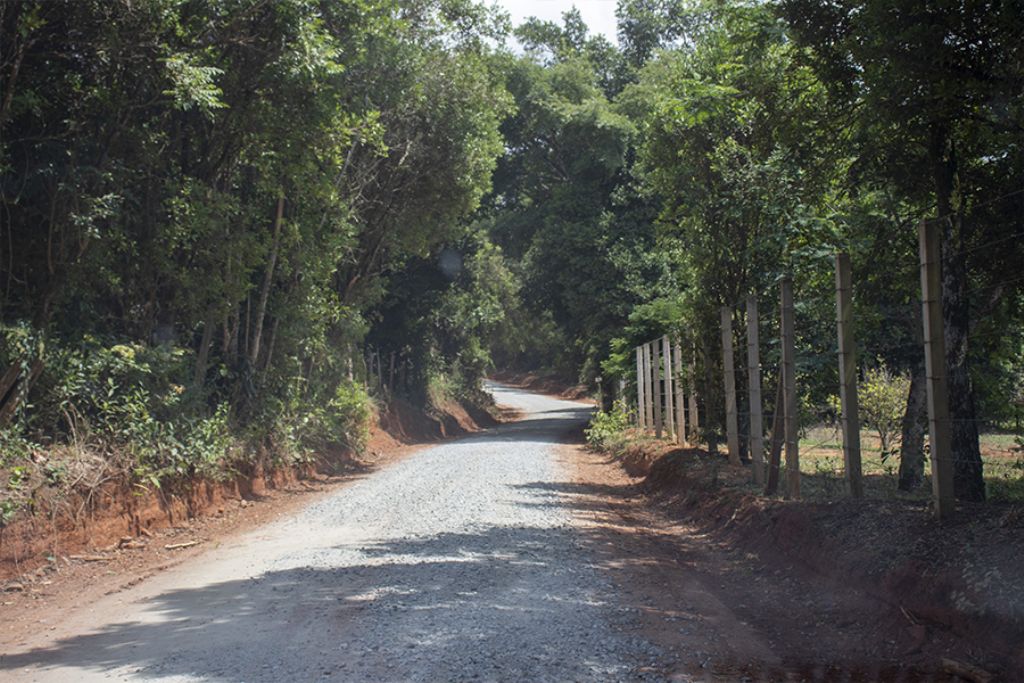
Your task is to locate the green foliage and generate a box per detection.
[0,0,512,522]
[858,364,911,461]
[1,0,1021,518]
[299,380,373,455]
[585,401,633,450]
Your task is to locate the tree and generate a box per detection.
[780,0,1024,500]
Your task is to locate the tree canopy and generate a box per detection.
[1,0,1021,506]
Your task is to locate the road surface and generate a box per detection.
[0,383,672,682]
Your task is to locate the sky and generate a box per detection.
[493,0,619,44]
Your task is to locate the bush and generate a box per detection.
[326,380,372,453]
[859,363,910,460]
[585,400,633,450]
[296,379,372,455]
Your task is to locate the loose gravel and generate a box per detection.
[0,383,667,682]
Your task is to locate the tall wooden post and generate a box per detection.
[389,351,396,394]
[652,341,663,438]
[674,339,686,446]
[662,336,675,440]
[835,253,864,498]
[636,346,645,429]
[644,343,655,431]
[721,307,741,465]
[375,349,383,393]
[765,375,784,495]
[366,350,374,391]
[689,347,700,445]
[746,295,765,485]
[781,278,800,499]
[919,220,955,520]
[643,344,654,430]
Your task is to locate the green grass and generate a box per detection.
[792,425,1024,502]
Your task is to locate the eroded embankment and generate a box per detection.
[0,397,495,584]
[603,437,1024,680]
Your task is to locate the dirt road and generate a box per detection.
[0,383,962,682]
[0,384,680,682]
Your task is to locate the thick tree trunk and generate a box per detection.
[898,363,928,491]
[929,125,985,501]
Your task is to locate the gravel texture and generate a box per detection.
[0,383,667,682]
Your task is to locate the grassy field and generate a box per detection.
[793,426,1024,502]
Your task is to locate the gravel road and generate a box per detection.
[0,383,668,682]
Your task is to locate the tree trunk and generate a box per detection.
[0,358,43,427]
[701,338,719,455]
[193,317,215,390]
[898,363,928,491]
[261,316,279,372]
[929,124,985,501]
[250,194,284,366]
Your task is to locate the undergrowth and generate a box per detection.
[584,400,633,452]
[0,328,374,530]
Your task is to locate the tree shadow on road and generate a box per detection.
[0,512,660,681]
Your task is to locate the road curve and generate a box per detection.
[0,383,667,682]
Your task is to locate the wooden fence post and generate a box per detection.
[702,341,719,454]
[652,341,663,438]
[746,295,765,485]
[376,350,385,393]
[644,342,655,430]
[919,220,955,520]
[662,335,675,440]
[389,351,396,394]
[781,278,800,499]
[636,346,645,429]
[835,253,864,498]
[765,374,784,495]
[689,347,700,445]
[674,339,686,446]
[721,307,741,465]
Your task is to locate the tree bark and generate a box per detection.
[929,124,985,501]
[260,316,279,372]
[249,194,284,366]
[898,363,928,491]
[193,317,215,390]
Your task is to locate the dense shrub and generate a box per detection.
[859,364,911,460]
[585,401,633,450]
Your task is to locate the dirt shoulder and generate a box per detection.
[559,434,1023,682]
[0,397,498,643]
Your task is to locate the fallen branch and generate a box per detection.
[164,540,200,550]
[899,605,919,626]
[941,658,994,683]
[69,554,110,562]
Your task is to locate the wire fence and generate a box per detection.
[628,195,1024,516]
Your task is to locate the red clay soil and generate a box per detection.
[0,397,497,587]
[583,436,1024,681]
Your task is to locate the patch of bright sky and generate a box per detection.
[492,0,620,45]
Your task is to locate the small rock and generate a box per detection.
[3,582,25,592]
